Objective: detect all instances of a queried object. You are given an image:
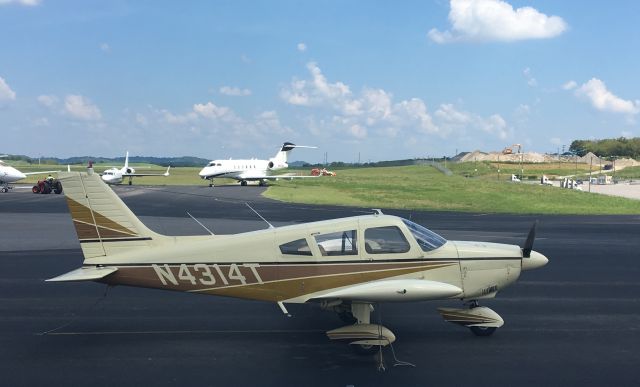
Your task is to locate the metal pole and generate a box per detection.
[589,156,593,192]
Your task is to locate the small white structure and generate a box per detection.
[511,174,521,182]
[540,175,553,185]
[597,175,613,185]
[561,178,582,191]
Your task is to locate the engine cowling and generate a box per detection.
[267,161,274,169]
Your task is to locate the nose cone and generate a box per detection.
[522,250,549,271]
[199,167,210,178]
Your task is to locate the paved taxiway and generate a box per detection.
[2,184,640,386]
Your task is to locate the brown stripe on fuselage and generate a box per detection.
[102,261,456,302]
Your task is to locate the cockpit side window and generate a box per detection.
[402,219,447,252]
[279,238,312,256]
[364,226,410,254]
[314,230,358,256]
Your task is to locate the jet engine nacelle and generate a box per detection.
[268,161,274,169]
[126,167,135,174]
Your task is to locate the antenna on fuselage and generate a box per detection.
[186,212,215,235]
[245,202,274,229]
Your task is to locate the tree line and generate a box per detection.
[570,137,640,159]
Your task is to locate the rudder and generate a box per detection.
[60,167,166,260]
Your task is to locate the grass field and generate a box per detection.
[13,163,219,186]
[265,165,640,215]
[9,162,640,214]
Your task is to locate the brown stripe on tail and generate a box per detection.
[66,197,139,241]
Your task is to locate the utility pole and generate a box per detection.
[589,156,593,192]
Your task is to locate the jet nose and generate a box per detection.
[522,250,549,271]
[198,168,209,178]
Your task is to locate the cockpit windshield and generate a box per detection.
[402,219,447,252]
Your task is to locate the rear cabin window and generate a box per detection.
[279,238,312,256]
[402,219,447,252]
[364,226,410,254]
[314,230,358,256]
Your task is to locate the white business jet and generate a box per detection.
[0,156,59,193]
[198,142,316,187]
[101,152,171,185]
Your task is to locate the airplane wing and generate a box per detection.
[237,173,319,181]
[123,166,171,177]
[307,279,462,303]
[23,170,60,176]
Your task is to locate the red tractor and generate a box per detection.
[32,178,63,194]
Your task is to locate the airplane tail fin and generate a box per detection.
[59,166,167,261]
[124,151,129,170]
[272,142,316,164]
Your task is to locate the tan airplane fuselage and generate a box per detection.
[79,215,524,303]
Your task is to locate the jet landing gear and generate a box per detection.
[240,180,248,186]
[0,183,11,193]
[325,302,396,355]
[437,301,504,337]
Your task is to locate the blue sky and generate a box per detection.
[1,0,639,163]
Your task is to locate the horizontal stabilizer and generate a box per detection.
[313,279,462,302]
[46,266,118,282]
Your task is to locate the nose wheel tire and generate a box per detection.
[470,326,497,337]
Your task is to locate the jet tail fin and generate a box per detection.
[272,142,317,164]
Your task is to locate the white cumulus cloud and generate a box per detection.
[64,95,102,121]
[219,86,252,96]
[0,76,16,102]
[575,78,639,115]
[0,0,41,6]
[37,94,58,107]
[523,67,537,87]
[436,103,509,139]
[297,42,307,52]
[428,0,567,44]
[562,80,577,90]
[193,101,233,119]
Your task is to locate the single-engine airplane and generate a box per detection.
[49,166,548,354]
[0,156,59,193]
[100,152,170,185]
[198,142,316,187]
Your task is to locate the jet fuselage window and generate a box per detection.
[314,230,358,256]
[279,238,312,256]
[364,226,410,254]
[402,219,447,252]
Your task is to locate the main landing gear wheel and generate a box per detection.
[1,187,8,193]
[241,180,248,186]
[470,326,497,337]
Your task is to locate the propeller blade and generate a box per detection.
[522,221,538,258]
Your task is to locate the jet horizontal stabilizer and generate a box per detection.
[46,266,118,282]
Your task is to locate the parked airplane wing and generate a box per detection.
[124,166,171,177]
[308,279,462,303]
[238,173,319,181]
[23,170,60,176]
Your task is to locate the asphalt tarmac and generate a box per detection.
[1,184,640,386]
